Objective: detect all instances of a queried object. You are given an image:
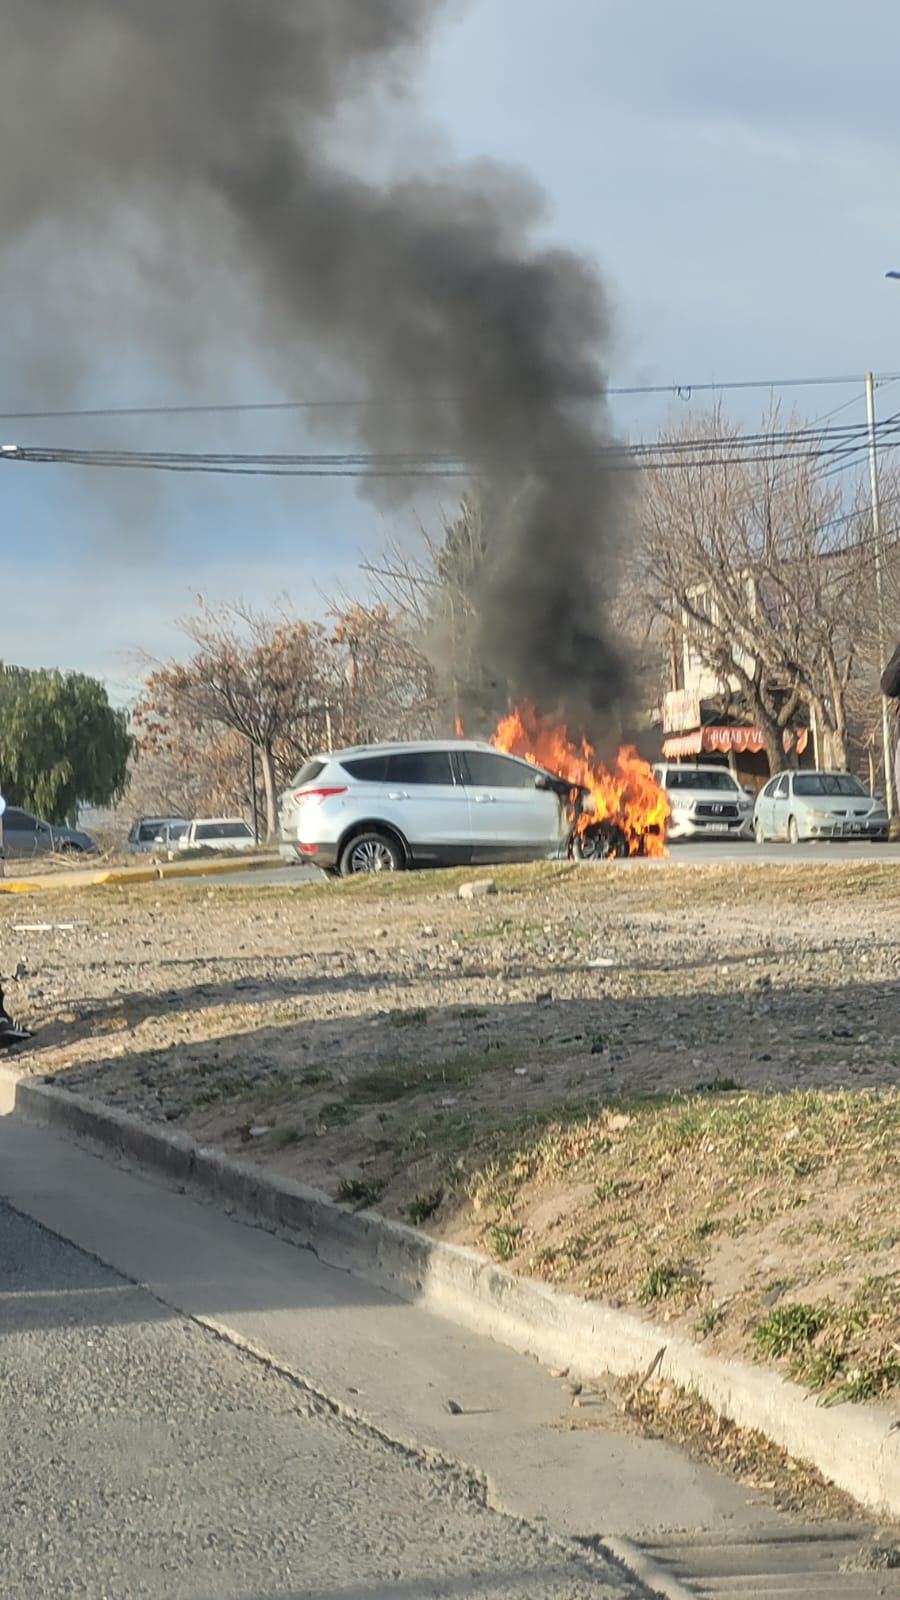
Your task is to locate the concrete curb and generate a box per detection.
[0,854,284,893]
[156,854,284,882]
[12,1073,900,1521]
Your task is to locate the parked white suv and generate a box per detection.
[279,741,574,875]
[651,763,754,841]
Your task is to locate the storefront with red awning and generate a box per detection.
[662,725,809,760]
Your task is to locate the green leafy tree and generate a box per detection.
[0,666,131,823]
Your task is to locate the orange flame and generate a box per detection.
[491,704,670,857]
[454,715,465,738]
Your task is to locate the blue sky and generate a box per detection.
[4,0,900,702]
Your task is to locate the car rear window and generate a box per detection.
[291,760,326,788]
[385,750,454,785]
[340,755,390,782]
[4,809,37,830]
[665,769,737,792]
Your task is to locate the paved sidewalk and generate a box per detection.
[3,1073,898,1596]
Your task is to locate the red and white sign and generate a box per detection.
[662,726,809,759]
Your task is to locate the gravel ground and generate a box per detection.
[5,859,900,1397]
[0,1198,638,1600]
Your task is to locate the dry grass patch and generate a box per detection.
[454,1086,900,1402]
[608,1379,869,1520]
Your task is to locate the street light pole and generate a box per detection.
[865,371,894,817]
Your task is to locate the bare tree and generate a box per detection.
[363,488,516,733]
[136,600,333,837]
[635,409,870,773]
[135,596,443,836]
[125,725,249,822]
[327,601,436,746]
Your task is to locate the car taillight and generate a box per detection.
[294,786,347,804]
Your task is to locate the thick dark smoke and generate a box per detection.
[0,0,631,733]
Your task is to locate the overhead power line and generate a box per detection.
[4,413,900,479]
[1,372,900,424]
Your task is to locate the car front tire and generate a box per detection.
[754,818,766,845]
[339,831,404,877]
[788,815,800,845]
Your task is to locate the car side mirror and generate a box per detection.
[533,773,551,790]
[743,787,755,799]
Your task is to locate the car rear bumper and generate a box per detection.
[288,839,339,870]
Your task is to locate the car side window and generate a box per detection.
[384,751,455,786]
[773,776,788,799]
[462,751,540,789]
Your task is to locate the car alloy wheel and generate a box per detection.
[754,818,765,845]
[340,832,403,876]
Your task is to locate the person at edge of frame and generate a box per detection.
[880,640,900,813]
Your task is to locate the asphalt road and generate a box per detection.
[668,837,900,866]
[0,1196,638,1600]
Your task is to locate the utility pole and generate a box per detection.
[249,744,260,843]
[866,372,894,817]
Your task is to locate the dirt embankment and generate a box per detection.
[6,858,900,1409]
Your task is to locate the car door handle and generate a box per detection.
[473,793,496,803]
[387,791,409,800]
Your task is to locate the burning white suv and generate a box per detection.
[279,741,574,875]
[651,763,754,841]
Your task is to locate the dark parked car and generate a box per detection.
[1,808,97,858]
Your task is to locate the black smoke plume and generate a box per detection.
[0,0,631,733]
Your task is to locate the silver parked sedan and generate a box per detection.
[753,770,889,844]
